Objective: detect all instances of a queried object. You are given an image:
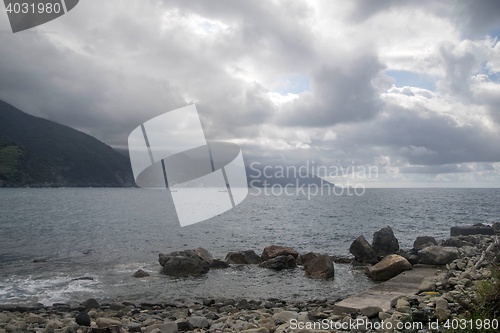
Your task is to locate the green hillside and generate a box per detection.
[0,100,134,187]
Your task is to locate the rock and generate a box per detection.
[413,236,437,250]
[450,225,495,236]
[96,318,122,328]
[75,312,91,326]
[360,306,382,319]
[259,255,296,270]
[367,254,412,281]
[81,298,100,310]
[419,279,437,292]
[349,235,379,264]
[492,222,500,232]
[418,246,460,265]
[25,313,45,324]
[194,247,213,264]
[187,316,209,329]
[109,303,125,311]
[132,269,150,278]
[441,237,471,248]
[396,249,419,265]
[261,245,299,261]
[158,251,210,276]
[176,321,194,331]
[210,259,230,268]
[272,310,298,321]
[296,252,319,266]
[241,329,270,333]
[126,322,142,333]
[372,226,400,257]
[304,254,334,279]
[236,299,250,310]
[225,250,262,264]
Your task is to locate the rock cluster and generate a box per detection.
[158,245,335,280]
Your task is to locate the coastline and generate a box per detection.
[1,227,498,333]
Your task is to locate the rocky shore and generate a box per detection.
[1,224,498,333]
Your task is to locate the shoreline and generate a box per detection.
[1,226,498,332]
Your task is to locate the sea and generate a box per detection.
[0,188,499,306]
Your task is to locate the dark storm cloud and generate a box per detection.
[453,0,500,37]
[277,53,384,126]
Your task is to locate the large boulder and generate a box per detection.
[261,245,299,261]
[158,250,210,276]
[367,254,412,281]
[304,254,334,279]
[225,250,262,264]
[413,236,437,250]
[349,235,379,264]
[418,246,460,265]
[259,255,296,270]
[297,252,320,266]
[372,226,399,257]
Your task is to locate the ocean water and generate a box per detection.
[0,188,499,306]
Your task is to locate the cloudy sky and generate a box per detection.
[1,0,500,187]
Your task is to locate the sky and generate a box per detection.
[1,0,500,188]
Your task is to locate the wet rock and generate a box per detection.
[82,298,100,310]
[236,299,250,310]
[451,225,495,236]
[25,313,45,324]
[360,306,382,319]
[296,252,319,266]
[158,251,210,276]
[304,254,334,279]
[210,259,230,268]
[261,245,299,261]
[367,254,412,281]
[132,269,150,278]
[413,236,437,250]
[372,226,400,257]
[349,235,379,264]
[259,255,296,270]
[75,312,91,327]
[418,246,460,265]
[225,250,262,264]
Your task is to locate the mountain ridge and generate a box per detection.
[0,100,135,187]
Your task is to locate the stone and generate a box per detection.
[367,254,412,281]
[109,303,125,311]
[492,222,500,232]
[176,321,194,331]
[126,322,142,333]
[304,254,334,279]
[75,312,91,327]
[236,299,250,310]
[82,298,100,310]
[158,251,210,276]
[419,279,437,292]
[210,259,230,268]
[396,249,419,265]
[241,329,270,333]
[450,225,495,236]
[272,310,298,321]
[261,245,299,261]
[296,252,319,266]
[360,306,382,319]
[418,246,460,265]
[372,226,400,257]
[259,255,296,270]
[194,247,213,264]
[25,313,45,324]
[349,235,379,264]
[132,269,150,278]
[225,250,262,264]
[96,318,122,328]
[413,236,437,250]
[187,316,209,329]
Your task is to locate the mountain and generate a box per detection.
[0,100,135,187]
